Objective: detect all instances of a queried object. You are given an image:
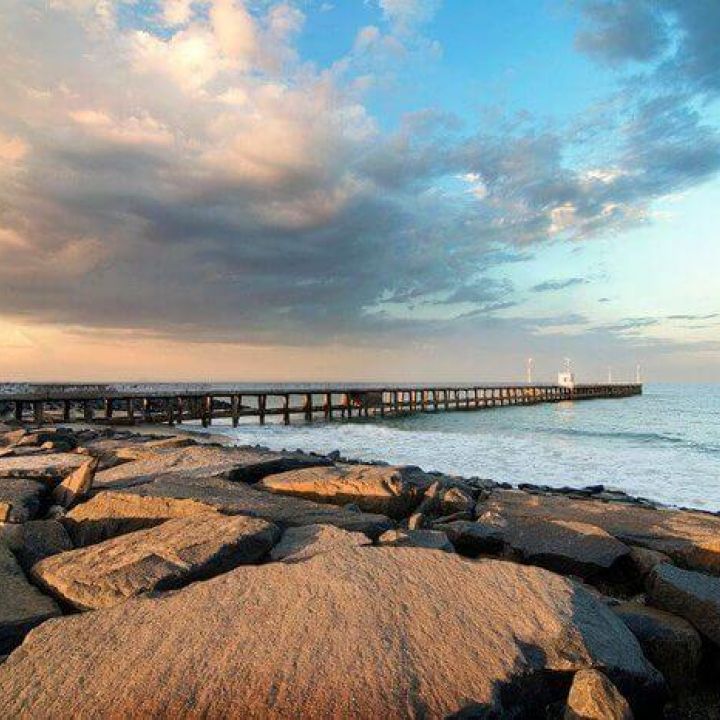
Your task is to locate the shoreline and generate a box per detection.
[1,422,719,718]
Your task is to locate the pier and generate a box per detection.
[1,382,642,427]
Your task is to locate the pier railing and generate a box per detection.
[0,383,642,427]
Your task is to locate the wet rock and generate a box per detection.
[94,445,331,490]
[478,489,720,575]
[65,475,394,545]
[256,464,432,519]
[0,478,47,524]
[647,563,720,646]
[52,457,98,508]
[613,602,703,690]
[565,669,633,720]
[33,514,280,611]
[0,529,663,718]
[0,542,60,655]
[0,453,87,487]
[377,528,454,552]
[1,520,73,572]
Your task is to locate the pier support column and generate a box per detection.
[104,399,113,420]
[175,397,184,425]
[127,399,135,425]
[258,394,267,425]
[201,396,212,428]
[231,395,240,427]
[84,400,95,422]
[324,393,332,420]
[33,401,44,425]
[283,395,291,425]
[14,401,23,422]
[304,393,313,422]
[166,398,175,426]
[62,400,71,422]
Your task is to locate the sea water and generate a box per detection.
[185,383,720,512]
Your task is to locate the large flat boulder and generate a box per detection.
[474,512,630,579]
[33,514,280,610]
[0,453,87,487]
[0,527,663,718]
[613,602,703,690]
[93,445,331,490]
[65,476,394,545]
[479,489,720,575]
[647,563,720,646]
[256,464,432,519]
[0,479,47,523]
[0,543,60,654]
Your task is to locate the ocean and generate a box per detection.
[183,383,720,513]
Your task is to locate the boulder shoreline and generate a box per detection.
[1,422,719,718]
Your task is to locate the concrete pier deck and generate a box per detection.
[1,382,642,427]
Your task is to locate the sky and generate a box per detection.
[0,0,718,383]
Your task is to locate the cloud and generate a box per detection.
[0,0,716,364]
[531,277,589,293]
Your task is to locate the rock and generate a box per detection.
[475,513,630,579]
[478,489,720,575]
[0,478,47,523]
[94,445,331,491]
[65,476,394,546]
[256,464,432,519]
[0,529,663,718]
[0,429,27,447]
[613,602,703,690]
[0,542,60,654]
[52,457,98,508]
[434,520,505,555]
[33,514,280,611]
[647,563,720,646]
[377,528,454,552]
[565,669,633,720]
[0,453,87,487]
[1,520,73,572]
[139,436,197,450]
[629,546,671,579]
[63,492,223,545]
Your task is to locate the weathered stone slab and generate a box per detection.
[0,542,60,654]
[479,489,720,575]
[434,519,506,555]
[52,457,98,508]
[475,513,630,579]
[613,602,703,689]
[94,445,331,490]
[256,464,432,518]
[0,528,663,718]
[33,514,280,610]
[65,475,394,545]
[565,669,633,720]
[647,563,720,646]
[0,479,47,523]
[63,492,220,545]
[0,453,87,486]
[2,520,73,572]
